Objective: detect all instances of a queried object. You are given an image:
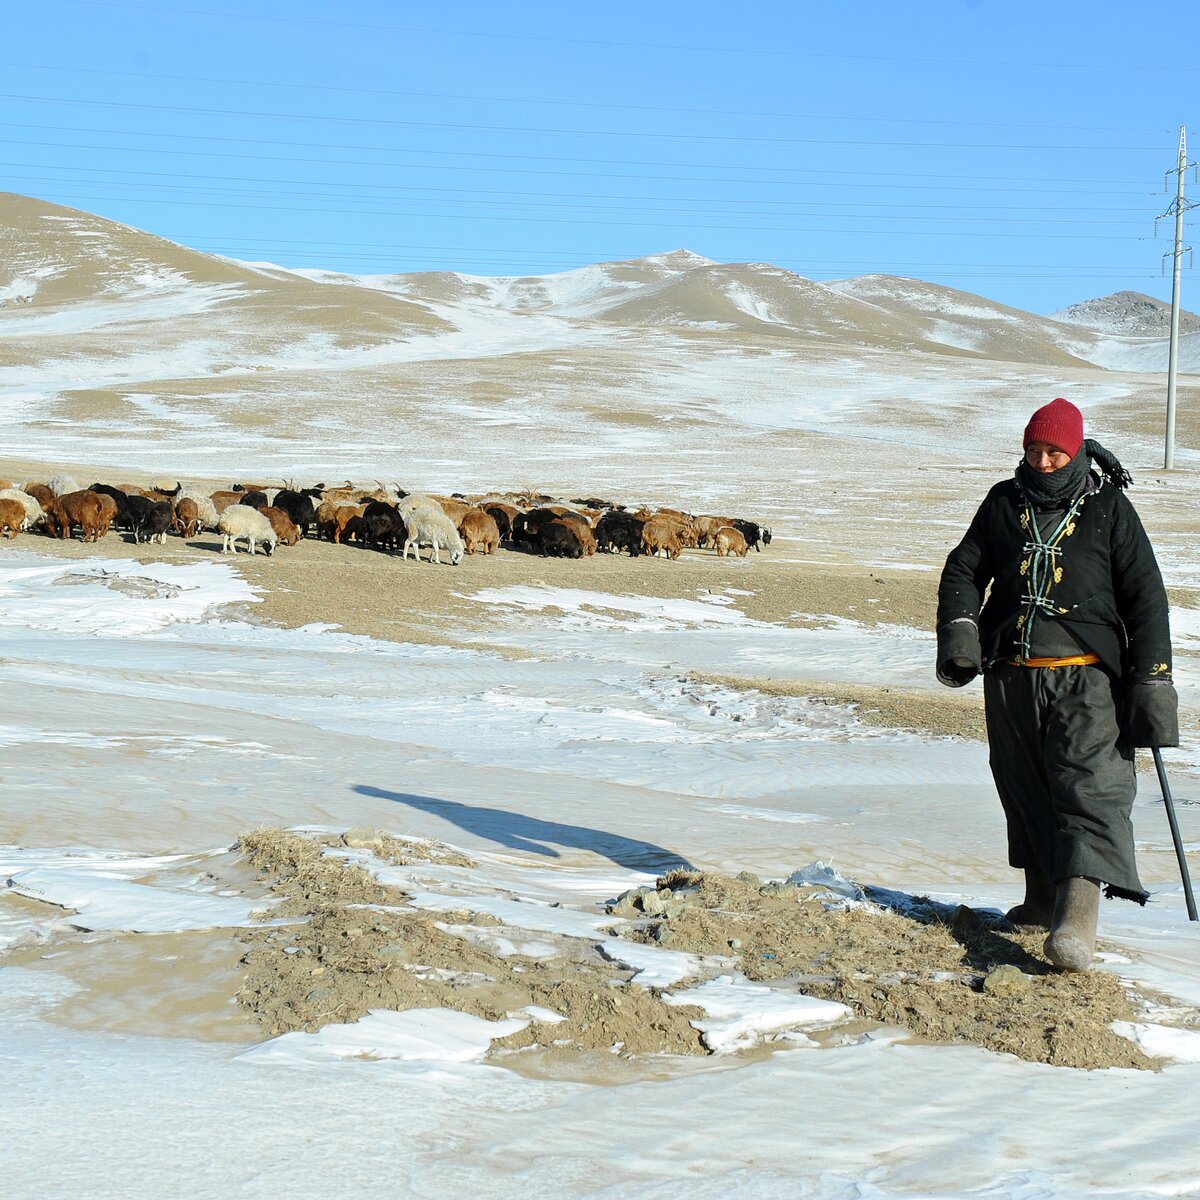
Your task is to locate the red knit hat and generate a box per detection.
[1024,397,1084,458]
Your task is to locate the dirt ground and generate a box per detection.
[231,829,1167,1071]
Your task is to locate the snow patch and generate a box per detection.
[664,973,851,1051]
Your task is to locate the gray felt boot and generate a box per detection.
[1043,877,1101,972]
[1005,864,1055,929]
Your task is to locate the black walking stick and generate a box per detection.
[1152,747,1198,922]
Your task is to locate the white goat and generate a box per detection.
[0,488,44,529]
[219,505,277,556]
[400,504,464,565]
[48,473,79,497]
[176,487,220,531]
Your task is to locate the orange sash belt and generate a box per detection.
[1011,653,1101,669]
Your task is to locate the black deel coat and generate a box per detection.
[938,475,1172,684]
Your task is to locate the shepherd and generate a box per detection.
[936,397,1179,971]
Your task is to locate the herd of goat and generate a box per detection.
[0,474,774,565]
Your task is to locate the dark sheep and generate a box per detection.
[538,518,585,559]
[272,489,318,537]
[126,495,173,544]
[239,491,270,511]
[594,510,646,557]
[361,501,406,553]
[511,507,561,551]
[340,515,367,546]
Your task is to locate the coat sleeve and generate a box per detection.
[938,492,996,631]
[935,492,998,685]
[1109,492,1172,683]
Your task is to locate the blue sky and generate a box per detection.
[6,0,1200,313]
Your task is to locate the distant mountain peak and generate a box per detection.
[1051,291,1200,337]
[623,248,715,270]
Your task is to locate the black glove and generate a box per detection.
[1123,681,1180,748]
[937,619,981,688]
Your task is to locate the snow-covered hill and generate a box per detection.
[1051,291,1200,337]
[2,191,1198,496]
[5,192,1200,377]
[0,192,447,355]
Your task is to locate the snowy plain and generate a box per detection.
[3,208,1200,1197]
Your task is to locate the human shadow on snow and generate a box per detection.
[353,784,693,873]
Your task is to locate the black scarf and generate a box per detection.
[1016,438,1133,508]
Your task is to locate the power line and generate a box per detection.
[0,59,1174,136]
[0,91,1172,152]
[16,186,1154,238]
[0,164,1153,218]
[0,132,1162,200]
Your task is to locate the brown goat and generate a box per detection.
[210,490,243,514]
[93,492,118,538]
[694,515,738,549]
[714,527,749,558]
[175,497,200,538]
[333,503,368,544]
[261,506,301,547]
[459,509,500,555]
[24,483,55,509]
[0,497,25,538]
[47,490,107,542]
[641,515,688,560]
[656,507,695,524]
[321,483,392,505]
[314,498,343,540]
[556,512,597,555]
[430,496,472,527]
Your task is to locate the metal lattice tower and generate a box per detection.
[1156,127,1198,469]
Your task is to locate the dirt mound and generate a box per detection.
[235,829,707,1057]
[234,830,1168,1071]
[625,870,1160,1070]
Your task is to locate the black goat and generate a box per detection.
[538,519,585,559]
[361,501,406,552]
[594,510,645,556]
[125,496,173,544]
[732,520,772,552]
[272,489,317,537]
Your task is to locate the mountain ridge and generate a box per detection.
[2,192,1197,377]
